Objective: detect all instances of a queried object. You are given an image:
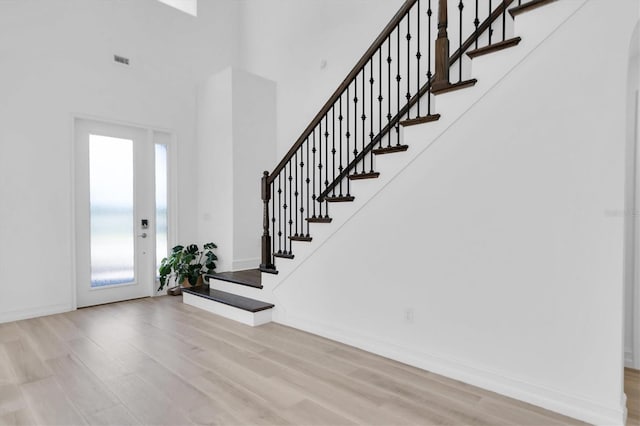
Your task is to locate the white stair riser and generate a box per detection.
[182,292,272,326]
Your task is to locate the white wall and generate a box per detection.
[197,69,235,272]
[231,69,277,270]
[0,0,240,322]
[237,0,405,157]
[197,67,276,272]
[269,1,638,424]
[625,21,640,370]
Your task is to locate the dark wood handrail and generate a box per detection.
[317,0,515,201]
[267,0,419,184]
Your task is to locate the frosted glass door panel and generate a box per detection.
[155,143,168,277]
[89,134,135,287]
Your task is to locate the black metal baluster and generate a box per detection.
[271,183,275,258]
[318,120,323,218]
[277,174,282,254]
[299,144,304,232]
[458,0,464,83]
[282,171,287,253]
[370,59,375,173]
[387,37,392,148]
[489,0,493,45]
[502,0,507,41]
[353,76,359,175]
[294,151,299,236]
[306,137,310,236]
[361,69,366,174]
[474,0,479,49]
[378,46,383,149]
[332,105,336,197]
[324,116,329,217]
[416,0,421,118]
[427,0,433,115]
[406,12,411,120]
[288,160,293,254]
[396,25,401,146]
[339,96,344,197]
[312,129,317,217]
[346,85,351,195]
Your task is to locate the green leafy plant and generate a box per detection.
[158,242,218,291]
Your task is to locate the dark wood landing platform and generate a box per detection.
[467,37,522,58]
[182,287,274,313]
[509,0,558,17]
[206,268,262,289]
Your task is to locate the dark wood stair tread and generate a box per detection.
[306,217,332,223]
[432,79,478,95]
[206,269,262,289]
[509,0,558,17]
[400,114,441,127]
[289,235,312,242]
[349,172,380,180]
[325,196,355,202]
[182,287,274,313]
[372,145,409,155]
[467,37,522,58]
[274,252,294,259]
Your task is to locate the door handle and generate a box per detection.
[138,233,147,238]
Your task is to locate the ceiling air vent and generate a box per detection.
[114,55,130,66]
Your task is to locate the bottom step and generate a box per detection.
[182,287,274,327]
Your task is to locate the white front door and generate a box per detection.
[74,119,170,307]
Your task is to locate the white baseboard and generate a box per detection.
[0,303,73,324]
[274,313,626,426]
[182,292,272,326]
[232,258,260,271]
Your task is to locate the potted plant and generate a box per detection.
[158,242,218,295]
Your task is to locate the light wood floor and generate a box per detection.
[0,296,634,426]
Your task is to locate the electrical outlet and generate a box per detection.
[404,308,414,323]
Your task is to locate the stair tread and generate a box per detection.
[432,79,478,95]
[274,252,295,259]
[509,0,558,17]
[289,235,312,242]
[372,145,409,155]
[205,269,262,289]
[467,37,522,58]
[349,172,380,180]
[306,217,332,223]
[325,195,355,202]
[182,287,274,313]
[400,114,441,127]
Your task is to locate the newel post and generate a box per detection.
[259,171,275,272]
[432,0,450,92]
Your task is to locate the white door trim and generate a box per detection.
[634,89,640,370]
[70,114,178,309]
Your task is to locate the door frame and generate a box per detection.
[70,114,178,310]
[635,89,640,370]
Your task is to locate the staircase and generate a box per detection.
[181,1,638,423]
[183,0,569,321]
